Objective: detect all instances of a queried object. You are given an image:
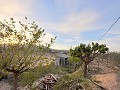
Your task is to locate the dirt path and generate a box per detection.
[93,73,120,90]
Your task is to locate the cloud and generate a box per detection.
[0,0,33,20]
[37,10,102,49]
[94,36,120,51]
[44,10,101,33]
[2,0,119,51]
[42,33,55,44]
[0,0,55,47]
[64,33,81,42]
[64,39,79,43]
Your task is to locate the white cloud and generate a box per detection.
[0,0,33,21]
[2,0,118,51]
[64,33,81,42]
[0,0,55,47]
[64,39,78,43]
[42,33,55,44]
[0,0,33,15]
[94,36,120,51]
[44,10,101,33]
[39,10,101,48]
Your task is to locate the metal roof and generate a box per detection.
[58,53,68,58]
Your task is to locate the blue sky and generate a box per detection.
[0,0,120,51]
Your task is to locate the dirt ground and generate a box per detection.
[90,60,120,90]
[93,73,120,90]
[0,81,11,90]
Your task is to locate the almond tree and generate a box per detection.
[70,42,109,77]
[0,18,56,90]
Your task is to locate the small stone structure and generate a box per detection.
[55,53,69,66]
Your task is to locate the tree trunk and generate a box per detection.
[84,63,88,78]
[14,73,18,90]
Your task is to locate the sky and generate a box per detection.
[0,0,120,51]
